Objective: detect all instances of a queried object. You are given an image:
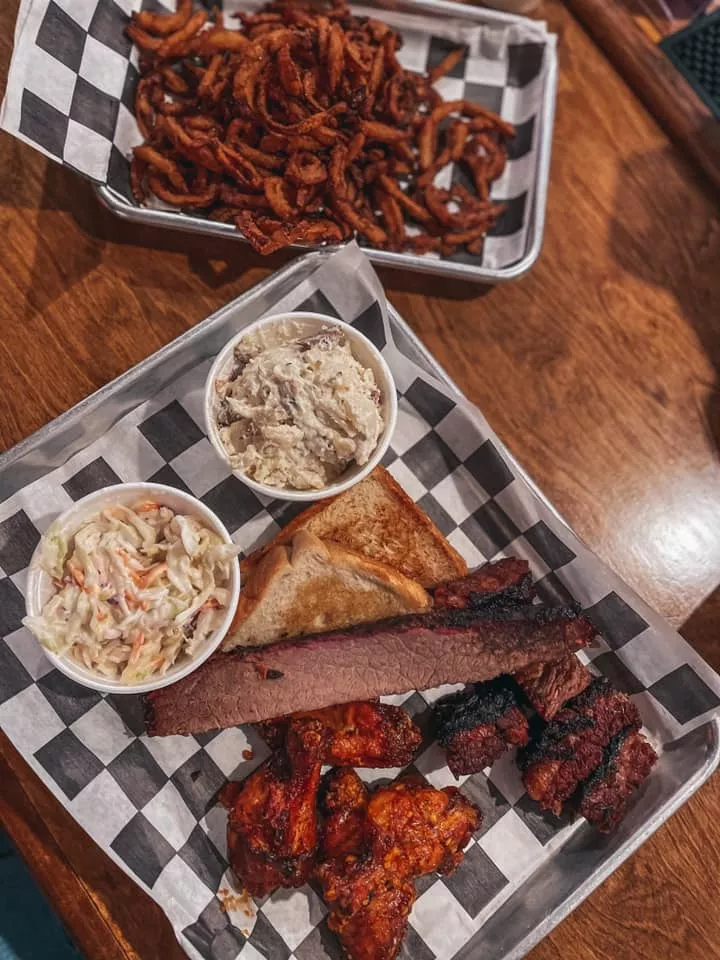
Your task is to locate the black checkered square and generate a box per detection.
[62,457,121,500]
[442,842,508,918]
[404,433,459,490]
[172,751,226,820]
[416,492,455,537]
[514,793,576,845]
[461,500,520,556]
[463,82,504,114]
[183,900,233,960]
[106,144,133,203]
[534,571,574,606]
[0,642,33,706]
[201,476,264,534]
[140,400,205,463]
[351,301,386,350]
[296,290,342,320]
[120,60,140,113]
[590,651,645,696]
[247,912,291,960]
[524,520,576,571]
[488,194,528,238]
[147,463,193,495]
[0,510,41,576]
[19,90,69,160]
[106,693,147,737]
[111,812,175,887]
[88,0,132,58]
[427,36,467,79]
[37,670,102,725]
[649,665,720,724]
[179,826,226,893]
[507,42,545,87]
[399,927,436,960]
[405,378,455,428]
[0,578,27,636]
[585,593,649,650]
[36,1,87,72]
[461,774,511,840]
[107,740,168,809]
[506,116,536,161]
[464,440,514,497]
[35,729,104,800]
[70,77,119,142]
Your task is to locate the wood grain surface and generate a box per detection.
[565,0,720,191]
[1,2,720,959]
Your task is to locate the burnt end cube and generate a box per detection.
[514,654,592,721]
[432,677,529,777]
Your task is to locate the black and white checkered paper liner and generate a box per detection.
[0,0,553,271]
[1,244,719,960]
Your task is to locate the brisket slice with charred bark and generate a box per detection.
[576,727,657,832]
[432,558,534,611]
[434,559,591,722]
[518,677,641,816]
[146,601,595,736]
[432,677,529,777]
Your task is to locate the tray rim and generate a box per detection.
[93,0,558,285]
[0,248,717,960]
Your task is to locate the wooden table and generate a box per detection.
[1,1,719,957]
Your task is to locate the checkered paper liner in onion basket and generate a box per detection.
[0,244,719,960]
[0,0,555,277]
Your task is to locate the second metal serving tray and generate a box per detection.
[96,0,558,284]
[0,249,717,960]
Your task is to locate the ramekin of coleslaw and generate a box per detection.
[23,483,241,694]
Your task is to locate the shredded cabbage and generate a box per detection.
[23,501,239,684]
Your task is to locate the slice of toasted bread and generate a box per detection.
[242,466,467,588]
[224,530,431,650]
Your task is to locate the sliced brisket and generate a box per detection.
[146,603,595,736]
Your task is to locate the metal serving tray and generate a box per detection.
[1,249,717,960]
[95,0,558,284]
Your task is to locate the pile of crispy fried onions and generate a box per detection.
[127,0,515,257]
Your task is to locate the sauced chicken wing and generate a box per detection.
[317,771,481,960]
[221,718,328,897]
[257,700,422,768]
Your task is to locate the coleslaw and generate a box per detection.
[23,501,240,684]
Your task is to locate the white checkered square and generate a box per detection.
[26,46,78,115]
[70,769,136,846]
[4,627,54,681]
[143,733,200,777]
[55,0,94,30]
[79,34,128,97]
[431,466,490,524]
[63,117,111,180]
[113,101,144,155]
[71,698,132,765]
[0,684,65,755]
[478,808,544,882]
[153,855,214,927]
[171,438,232,497]
[204,727,268,778]
[143,781,197,850]
[412,881,477,959]
[261,885,327,950]
[391,397,433,455]
[387,459,428,503]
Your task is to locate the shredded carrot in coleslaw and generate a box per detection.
[23,502,239,683]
